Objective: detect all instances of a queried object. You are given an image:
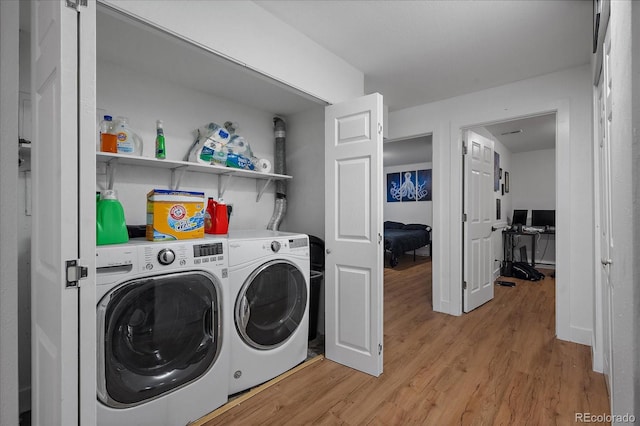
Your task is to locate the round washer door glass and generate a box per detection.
[236,260,307,350]
[97,272,221,407]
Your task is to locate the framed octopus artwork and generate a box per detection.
[386,169,432,202]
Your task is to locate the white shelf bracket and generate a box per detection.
[218,174,233,198]
[170,166,188,190]
[256,178,274,202]
[106,158,118,190]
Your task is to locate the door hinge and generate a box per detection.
[66,259,88,288]
[462,213,467,222]
[378,343,383,355]
[378,233,382,245]
[378,123,383,135]
[463,281,467,290]
[65,0,87,9]
[462,140,468,155]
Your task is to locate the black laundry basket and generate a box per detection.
[308,235,325,340]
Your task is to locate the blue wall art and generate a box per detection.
[401,171,417,202]
[387,172,401,202]
[417,169,432,201]
[386,169,432,202]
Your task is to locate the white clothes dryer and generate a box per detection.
[226,230,310,395]
[95,238,230,426]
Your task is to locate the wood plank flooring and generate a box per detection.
[200,255,610,425]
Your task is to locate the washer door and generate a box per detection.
[236,260,307,350]
[97,271,221,407]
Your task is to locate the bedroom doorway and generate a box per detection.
[463,113,557,311]
[383,134,434,297]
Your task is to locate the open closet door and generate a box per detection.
[324,93,384,377]
[31,1,96,424]
[463,130,494,312]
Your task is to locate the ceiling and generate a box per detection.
[484,113,556,153]
[22,1,577,162]
[255,1,582,164]
[254,0,593,112]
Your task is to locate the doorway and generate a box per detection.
[382,134,434,292]
[463,112,557,312]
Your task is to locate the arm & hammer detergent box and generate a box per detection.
[146,189,205,241]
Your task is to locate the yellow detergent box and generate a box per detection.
[146,189,205,241]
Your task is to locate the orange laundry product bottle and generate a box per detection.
[213,199,229,235]
[204,197,216,234]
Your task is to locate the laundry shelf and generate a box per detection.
[97,152,291,200]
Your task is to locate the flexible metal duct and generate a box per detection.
[267,117,287,230]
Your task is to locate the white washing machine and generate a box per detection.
[95,238,230,426]
[226,230,310,395]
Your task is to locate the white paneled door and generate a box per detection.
[463,130,494,312]
[597,24,614,399]
[324,93,384,377]
[31,1,96,425]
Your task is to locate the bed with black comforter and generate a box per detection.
[384,221,432,267]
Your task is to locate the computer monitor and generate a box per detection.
[512,209,528,226]
[531,210,555,227]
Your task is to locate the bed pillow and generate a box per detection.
[403,223,429,231]
[384,221,405,229]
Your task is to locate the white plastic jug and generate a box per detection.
[114,116,143,155]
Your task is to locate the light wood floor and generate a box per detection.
[201,255,610,425]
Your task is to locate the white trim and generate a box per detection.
[0,1,21,424]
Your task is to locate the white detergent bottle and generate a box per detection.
[114,116,143,155]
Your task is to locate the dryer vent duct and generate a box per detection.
[267,117,287,231]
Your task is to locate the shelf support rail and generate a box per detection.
[256,178,274,202]
[170,165,189,190]
[218,174,233,199]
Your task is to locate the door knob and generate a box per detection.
[326,249,332,254]
[601,258,613,265]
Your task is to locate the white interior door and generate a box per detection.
[325,93,384,377]
[463,130,494,312]
[31,1,96,424]
[598,24,614,397]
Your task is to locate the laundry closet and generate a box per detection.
[21,1,385,423]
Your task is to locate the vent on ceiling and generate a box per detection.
[500,129,523,136]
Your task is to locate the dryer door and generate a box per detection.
[236,260,307,350]
[97,271,221,407]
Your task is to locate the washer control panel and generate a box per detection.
[142,244,189,271]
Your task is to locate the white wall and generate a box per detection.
[383,162,433,257]
[96,60,283,229]
[389,65,593,345]
[511,148,556,265]
[511,149,556,214]
[281,106,325,239]
[100,0,364,105]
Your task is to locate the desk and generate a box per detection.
[503,228,555,268]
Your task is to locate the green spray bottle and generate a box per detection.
[155,119,166,159]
